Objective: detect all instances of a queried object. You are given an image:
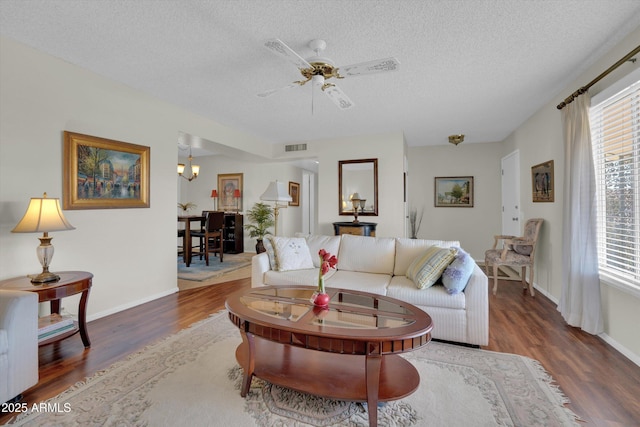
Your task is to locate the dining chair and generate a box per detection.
[190,211,224,265]
[484,218,543,296]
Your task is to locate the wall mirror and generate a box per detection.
[339,158,378,216]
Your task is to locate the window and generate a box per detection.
[590,76,640,291]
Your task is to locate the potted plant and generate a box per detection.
[244,202,275,253]
[178,202,197,214]
[409,206,424,239]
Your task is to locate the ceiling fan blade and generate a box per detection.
[264,38,312,70]
[323,85,354,109]
[339,57,400,76]
[257,82,299,98]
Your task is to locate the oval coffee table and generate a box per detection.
[225,285,433,427]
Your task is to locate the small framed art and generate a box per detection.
[434,176,474,207]
[218,173,243,212]
[289,181,300,206]
[532,160,554,202]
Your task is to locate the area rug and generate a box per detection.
[10,312,579,427]
[178,252,254,281]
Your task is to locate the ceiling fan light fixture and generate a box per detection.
[312,75,325,87]
[448,134,465,146]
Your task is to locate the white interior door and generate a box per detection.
[501,151,521,237]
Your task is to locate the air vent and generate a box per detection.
[285,143,307,152]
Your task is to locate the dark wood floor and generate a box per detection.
[2,277,639,426]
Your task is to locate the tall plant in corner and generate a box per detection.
[244,202,275,253]
[409,206,424,239]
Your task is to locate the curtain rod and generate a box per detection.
[556,45,640,110]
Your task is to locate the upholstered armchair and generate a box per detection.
[0,290,38,403]
[484,218,543,296]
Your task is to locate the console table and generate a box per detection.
[333,221,377,236]
[0,271,93,348]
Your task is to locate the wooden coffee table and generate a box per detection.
[225,286,433,427]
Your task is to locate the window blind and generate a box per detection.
[590,80,640,289]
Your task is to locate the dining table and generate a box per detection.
[178,215,205,267]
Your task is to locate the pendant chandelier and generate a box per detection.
[178,146,200,181]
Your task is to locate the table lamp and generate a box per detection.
[11,193,76,284]
[260,181,292,236]
[350,193,366,223]
[211,189,218,210]
[233,189,241,213]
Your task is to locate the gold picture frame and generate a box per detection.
[289,181,300,206]
[63,131,150,210]
[218,173,243,212]
[532,160,554,202]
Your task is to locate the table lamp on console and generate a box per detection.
[11,192,75,284]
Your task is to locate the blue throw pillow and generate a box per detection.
[442,247,475,294]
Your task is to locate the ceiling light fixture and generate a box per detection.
[448,134,465,146]
[178,146,200,181]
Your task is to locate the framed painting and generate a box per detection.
[218,173,243,212]
[63,131,150,210]
[434,176,474,207]
[289,181,300,206]
[532,160,554,202]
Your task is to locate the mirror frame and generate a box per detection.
[338,158,378,216]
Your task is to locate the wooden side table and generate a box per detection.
[0,271,93,348]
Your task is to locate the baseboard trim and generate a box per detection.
[86,287,179,322]
[531,283,640,367]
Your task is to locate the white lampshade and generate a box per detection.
[351,192,361,200]
[12,194,75,233]
[260,181,292,203]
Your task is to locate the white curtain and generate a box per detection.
[559,93,603,335]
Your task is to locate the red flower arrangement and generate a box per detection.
[313,249,337,307]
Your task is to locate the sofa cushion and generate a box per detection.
[337,234,396,275]
[270,236,314,271]
[406,246,458,289]
[388,276,466,309]
[394,238,461,276]
[442,247,476,294]
[325,270,390,295]
[304,235,341,268]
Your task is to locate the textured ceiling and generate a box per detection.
[1,0,639,154]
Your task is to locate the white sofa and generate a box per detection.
[0,290,38,403]
[251,234,489,346]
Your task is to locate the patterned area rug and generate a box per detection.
[178,252,254,281]
[10,312,579,426]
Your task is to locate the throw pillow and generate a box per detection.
[406,246,458,289]
[262,235,277,270]
[442,247,476,294]
[271,236,315,272]
[305,235,341,268]
[513,243,533,255]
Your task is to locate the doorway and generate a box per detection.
[501,151,521,237]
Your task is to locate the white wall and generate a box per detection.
[502,26,640,362]
[406,142,503,259]
[0,37,269,319]
[310,132,407,237]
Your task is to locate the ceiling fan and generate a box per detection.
[258,38,400,110]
